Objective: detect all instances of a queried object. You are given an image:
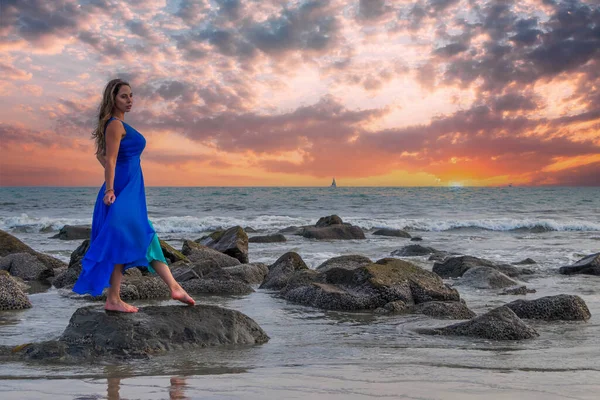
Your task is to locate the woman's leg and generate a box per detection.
[151,260,195,305]
[105,263,139,312]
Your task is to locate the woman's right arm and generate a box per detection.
[103,120,125,205]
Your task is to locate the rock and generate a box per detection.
[0,253,54,282]
[456,267,520,289]
[315,255,372,273]
[284,258,460,311]
[410,236,423,242]
[514,258,537,265]
[52,269,80,289]
[259,252,309,290]
[302,225,366,240]
[182,240,240,276]
[499,286,537,295]
[412,301,476,320]
[419,306,539,340]
[181,278,254,295]
[16,305,269,361]
[196,226,249,263]
[280,269,320,295]
[69,240,90,270]
[278,226,305,235]
[505,295,591,321]
[315,215,343,227]
[52,240,90,289]
[0,229,67,271]
[171,266,200,282]
[433,255,516,278]
[159,240,188,264]
[248,234,287,243]
[298,215,365,240]
[392,244,438,257]
[0,271,32,310]
[383,300,410,313]
[373,228,411,238]
[51,225,91,240]
[492,264,521,278]
[221,263,269,285]
[244,227,257,233]
[558,253,600,276]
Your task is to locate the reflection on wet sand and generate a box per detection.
[106,376,188,400]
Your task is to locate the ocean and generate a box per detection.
[0,186,599,399]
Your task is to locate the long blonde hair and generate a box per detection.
[92,78,130,155]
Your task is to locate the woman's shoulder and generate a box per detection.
[105,118,126,136]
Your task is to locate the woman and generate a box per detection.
[73,78,195,312]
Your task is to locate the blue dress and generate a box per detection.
[73,117,167,296]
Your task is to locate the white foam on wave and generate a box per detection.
[344,217,600,232]
[151,214,312,233]
[0,213,90,231]
[3,213,598,234]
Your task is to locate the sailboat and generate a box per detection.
[330,177,337,188]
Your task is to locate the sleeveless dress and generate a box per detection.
[73,117,167,296]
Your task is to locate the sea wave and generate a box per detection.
[2,214,598,234]
[347,218,600,232]
[0,214,90,232]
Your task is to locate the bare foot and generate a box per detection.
[105,299,139,313]
[171,286,195,306]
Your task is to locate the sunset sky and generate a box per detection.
[1,0,599,187]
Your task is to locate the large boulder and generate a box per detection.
[373,228,411,238]
[16,305,269,361]
[418,306,539,340]
[182,240,240,276]
[391,244,439,257]
[315,215,343,227]
[51,225,91,240]
[249,234,286,243]
[0,253,54,282]
[433,255,520,278]
[411,301,476,320]
[196,226,249,263]
[505,295,591,321]
[221,263,269,285]
[0,271,32,310]
[52,240,90,289]
[315,255,372,273]
[259,252,309,290]
[284,258,460,311]
[558,253,600,276]
[159,240,188,264]
[0,229,67,271]
[455,267,520,289]
[302,225,366,240]
[180,278,254,295]
[302,215,365,240]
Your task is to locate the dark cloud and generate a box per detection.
[357,0,393,21]
[0,0,92,46]
[531,161,600,186]
[175,0,210,25]
[491,93,538,112]
[244,1,341,54]
[437,0,600,97]
[434,42,469,57]
[216,0,243,20]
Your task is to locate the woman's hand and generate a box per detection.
[103,191,116,206]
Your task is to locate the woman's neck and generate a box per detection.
[112,111,125,121]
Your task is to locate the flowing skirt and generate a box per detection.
[73,160,166,296]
